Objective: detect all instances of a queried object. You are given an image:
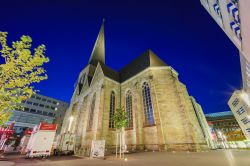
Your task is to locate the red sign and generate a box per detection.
[39,123,57,131]
[0,127,13,134]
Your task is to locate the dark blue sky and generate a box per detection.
[0,0,241,113]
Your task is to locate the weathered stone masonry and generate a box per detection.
[59,21,210,156]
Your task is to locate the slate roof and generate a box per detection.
[119,49,167,82]
[99,49,168,83]
[99,63,120,82]
[87,22,168,83]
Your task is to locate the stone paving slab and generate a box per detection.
[5,150,250,166]
[0,161,15,166]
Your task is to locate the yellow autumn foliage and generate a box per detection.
[0,32,49,126]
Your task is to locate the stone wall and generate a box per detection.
[60,66,209,156]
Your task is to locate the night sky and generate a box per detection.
[0,0,241,114]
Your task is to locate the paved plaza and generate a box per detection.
[1,149,250,166]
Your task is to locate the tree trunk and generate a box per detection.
[119,132,122,158]
[116,131,118,158]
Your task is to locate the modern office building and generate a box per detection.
[228,90,250,140]
[200,0,250,143]
[6,93,68,135]
[205,111,247,148]
[200,0,250,93]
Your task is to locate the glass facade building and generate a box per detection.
[6,93,68,135]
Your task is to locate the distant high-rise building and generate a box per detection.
[6,93,68,135]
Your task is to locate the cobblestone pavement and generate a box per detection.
[3,149,250,166]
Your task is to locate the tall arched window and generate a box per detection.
[109,91,115,128]
[87,93,96,130]
[142,82,155,125]
[126,90,133,128]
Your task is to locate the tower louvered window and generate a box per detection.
[109,91,115,128]
[142,82,155,125]
[126,90,133,128]
[87,93,96,130]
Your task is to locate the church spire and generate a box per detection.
[88,20,105,66]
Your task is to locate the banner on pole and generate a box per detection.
[90,140,105,158]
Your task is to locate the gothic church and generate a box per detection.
[60,21,210,156]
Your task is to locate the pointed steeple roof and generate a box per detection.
[88,20,105,66]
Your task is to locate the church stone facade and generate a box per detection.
[60,22,210,156]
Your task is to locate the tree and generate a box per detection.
[112,107,128,158]
[113,107,128,130]
[0,32,49,126]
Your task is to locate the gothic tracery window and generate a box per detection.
[109,91,115,128]
[126,90,133,128]
[142,82,155,125]
[87,93,96,130]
